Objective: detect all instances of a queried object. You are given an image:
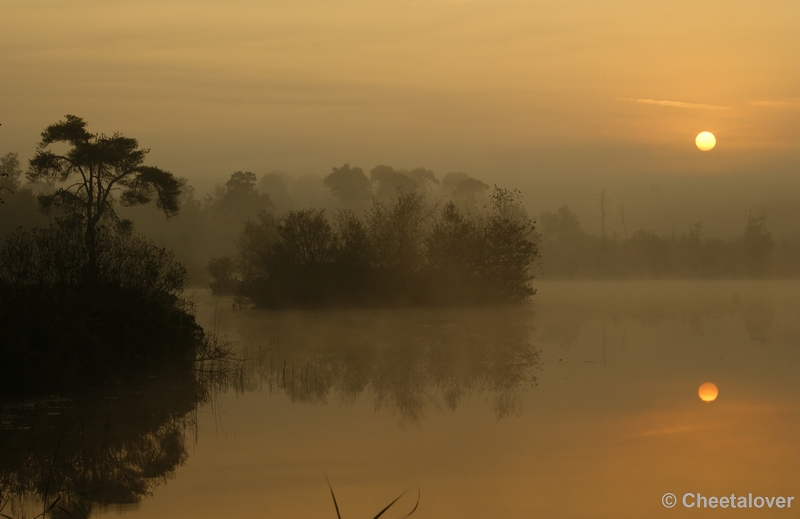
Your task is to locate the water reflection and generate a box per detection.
[3,281,799,518]
[698,382,719,402]
[236,305,539,422]
[0,364,239,519]
[532,280,789,350]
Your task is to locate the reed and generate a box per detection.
[325,474,419,519]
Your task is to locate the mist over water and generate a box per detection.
[4,280,797,518]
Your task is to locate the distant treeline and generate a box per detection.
[539,205,800,278]
[4,148,800,289]
[210,187,538,307]
[101,164,495,282]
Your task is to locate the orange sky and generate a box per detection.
[1,0,798,227]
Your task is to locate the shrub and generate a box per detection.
[0,219,205,396]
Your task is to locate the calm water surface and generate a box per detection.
[2,281,799,518]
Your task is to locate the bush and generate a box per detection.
[0,219,206,396]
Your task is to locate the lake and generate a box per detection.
[2,280,799,518]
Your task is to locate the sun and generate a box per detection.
[695,131,716,151]
[698,382,719,402]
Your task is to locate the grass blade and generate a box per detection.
[372,488,409,519]
[324,473,342,519]
[44,496,61,512]
[398,486,420,519]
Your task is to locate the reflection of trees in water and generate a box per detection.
[740,302,775,344]
[0,362,243,519]
[533,283,786,349]
[237,306,539,422]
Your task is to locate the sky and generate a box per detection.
[2,0,798,236]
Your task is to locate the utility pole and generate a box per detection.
[595,189,612,242]
[617,203,627,241]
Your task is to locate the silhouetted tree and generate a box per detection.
[206,171,271,216]
[235,210,280,303]
[425,202,481,302]
[406,167,438,187]
[539,205,589,277]
[323,163,372,207]
[441,172,469,192]
[257,172,293,214]
[271,209,336,303]
[203,171,273,256]
[27,115,182,277]
[370,165,419,199]
[275,209,335,267]
[332,209,372,297]
[366,190,431,283]
[450,177,490,205]
[370,164,396,185]
[207,255,238,294]
[480,187,539,301]
[225,170,257,194]
[743,211,774,276]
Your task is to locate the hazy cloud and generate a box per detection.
[617,98,731,110]
[749,99,800,109]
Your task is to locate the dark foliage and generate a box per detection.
[225,186,539,307]
[323,163,372,208]
[201,171,274,255]
[0,219,206,397]
[370,165,439,200]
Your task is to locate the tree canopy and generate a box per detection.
[323,163,372,207]
[27,115,182,274]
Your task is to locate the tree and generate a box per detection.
[538,205,587,278]
[27,115,182,277]
[743,211,774,276]
[323,163,372,207]
[275,209,335,267]
[225,170,257,194]
[257,172,293,214]
[450,177,490,205]
[425,202,481,302]
[369,165,422,200]
[366,190,431,280]
[202,171,273,258]
[480,187,539,301]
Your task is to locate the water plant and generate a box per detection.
[325,474,419,519]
